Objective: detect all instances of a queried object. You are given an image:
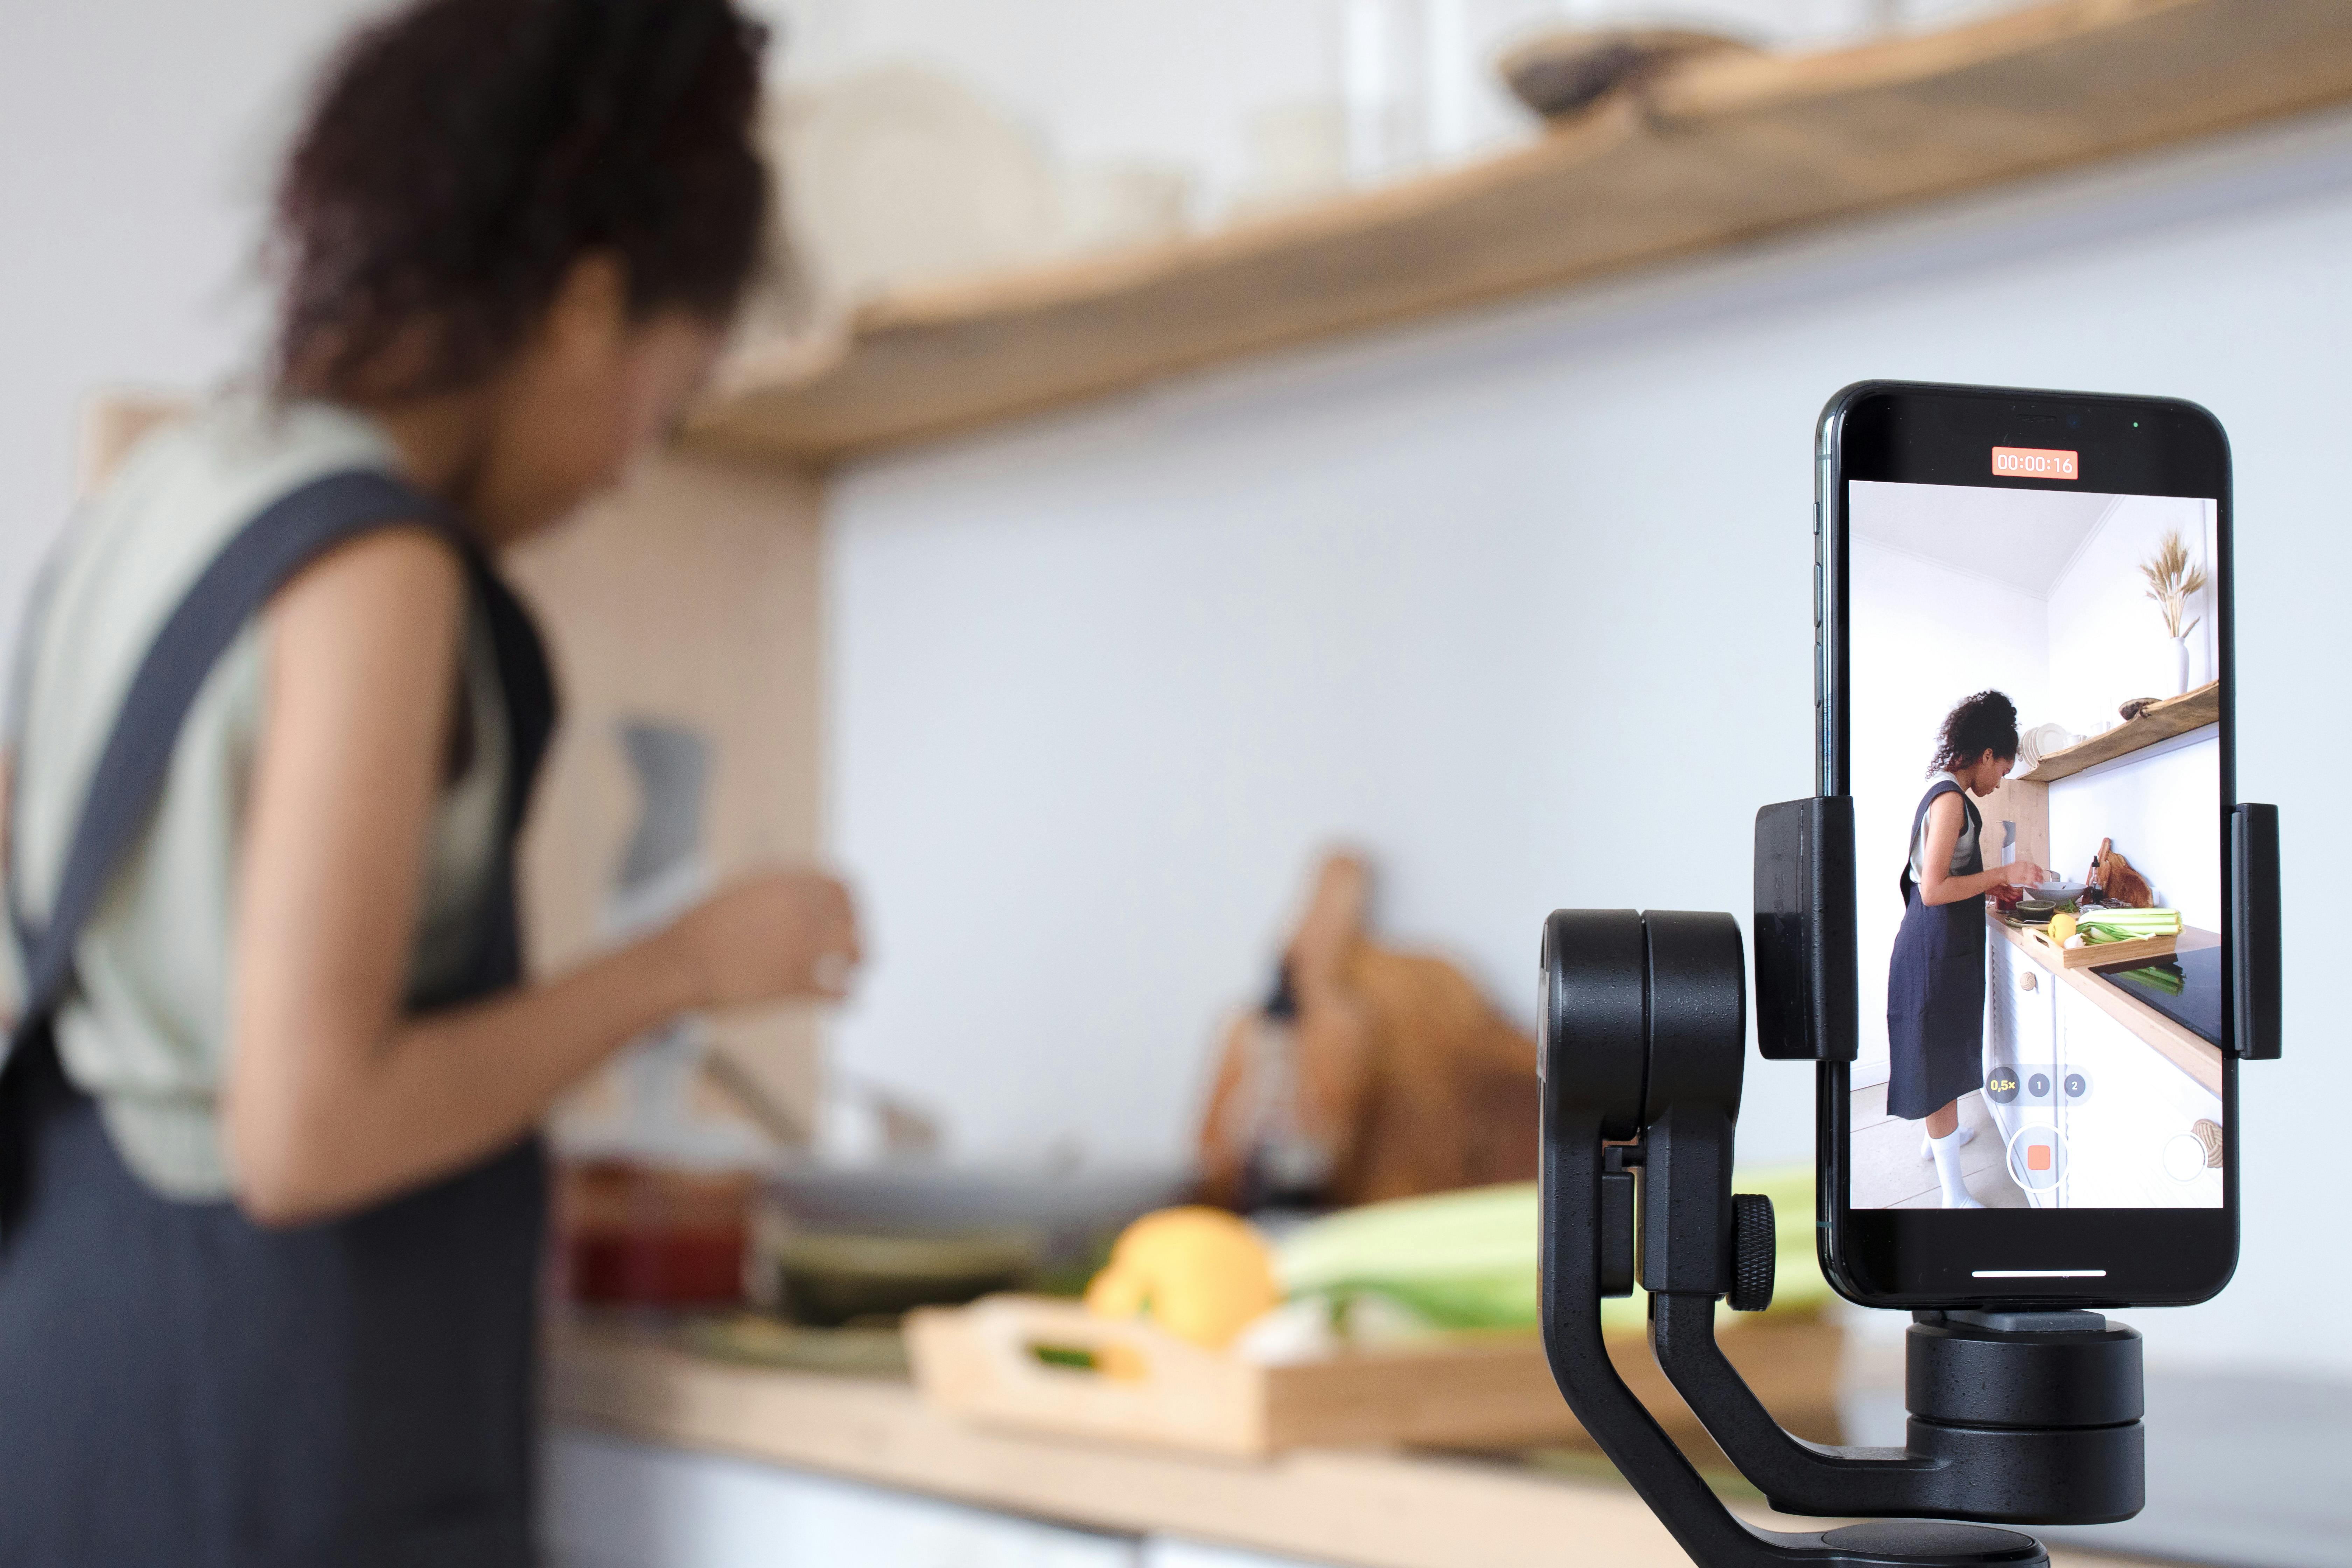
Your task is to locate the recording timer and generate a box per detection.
[1991,444,2079,479]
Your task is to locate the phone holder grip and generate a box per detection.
[2231,803,2280,1059]
[1753,796,1857,1060]
[1763,796,2280,1061]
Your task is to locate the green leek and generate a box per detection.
[2116,964,2184,995]
[2079,906,2182,943]
[1276,1166,1830,1337]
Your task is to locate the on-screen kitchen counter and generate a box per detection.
[1984,911,2225,1211]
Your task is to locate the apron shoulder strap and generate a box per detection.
[1898,777,1970,905]
[7,469,458,1054]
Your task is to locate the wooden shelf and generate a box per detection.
[2019,680,2220,783]
[686,0,2352,466]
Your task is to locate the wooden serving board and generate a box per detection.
[2018,923,2178,970]
[905,1294,1840,1459]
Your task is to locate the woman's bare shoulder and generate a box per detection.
[274,525,462,608]
[264,526,466,701]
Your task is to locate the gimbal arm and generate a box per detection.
[1539,908,2065,1568]
[1539,910,1792,1567]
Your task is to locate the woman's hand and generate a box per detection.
[2000,859,2049,889]
[665,872,862,1008]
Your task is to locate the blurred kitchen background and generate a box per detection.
[8,2,2352,1566]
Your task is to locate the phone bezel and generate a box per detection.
[1816,379,2239,1309]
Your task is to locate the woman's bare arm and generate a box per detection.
[224,530,854,1225]
[1918,792,2044,906]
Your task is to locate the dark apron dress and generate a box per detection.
[0,473,557,1567]
[1884,778,1986,1122]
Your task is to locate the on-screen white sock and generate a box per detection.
[1930,1128,1984,1208]
[1921,1124,1976,1161]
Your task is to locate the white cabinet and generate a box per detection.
[1982,938,2221,1209]
[2051,989,2223,1210]
[1983,938,2060,1208]
[545,1429,1140,1568]
[1141,1544,1320,1568]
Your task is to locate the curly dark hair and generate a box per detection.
[1930,690,2019,776]
[272,0,771,401]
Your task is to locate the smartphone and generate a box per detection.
[1815,381,2236,1307]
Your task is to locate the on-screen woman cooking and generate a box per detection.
[1887,690,2045,1209]
[0,3,856,1562]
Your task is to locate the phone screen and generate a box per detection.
[1821,386,2238,1303]
[1845,474,2226,1217]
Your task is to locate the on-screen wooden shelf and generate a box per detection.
[2018,681,2220,783]
[686,0,2352,466]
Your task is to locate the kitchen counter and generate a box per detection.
[549,1324,2170,1568]
[1987,913,2223,1098]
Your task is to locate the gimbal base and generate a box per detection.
[1774,1525,2043,1566]
[1537,909,2144,1568]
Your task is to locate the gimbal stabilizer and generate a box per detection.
[1533,799,2281,1568]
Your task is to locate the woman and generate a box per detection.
[0,3,855,1562]
[1887,690,2044,1209]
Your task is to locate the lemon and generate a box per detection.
[2047,911,2077,945]
[1084,1207,1280,1349]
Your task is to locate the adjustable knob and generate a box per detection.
[1729,1193,1775,1311]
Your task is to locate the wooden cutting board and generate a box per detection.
[2018,923,2179,970]
[906,1293,1840,1460]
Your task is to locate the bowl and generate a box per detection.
[769,1229,1043,1327]
[1497,27,1755,119]
[765,1162,1196,1261]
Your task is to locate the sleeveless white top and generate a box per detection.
[5,395,513,1198]
[1906,771,1983,886]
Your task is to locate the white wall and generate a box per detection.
[2049,732,2222,930]
[1846,535,2050,1076]
[0,0,394,631]
[829,109,2352,1376]
[0,0,1961,645]
[2046,494,2218,736]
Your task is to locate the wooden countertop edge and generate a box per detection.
[549,1326,1693,1567]
[546,1327,2166,1568]
[1989,915,2224,1096]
